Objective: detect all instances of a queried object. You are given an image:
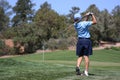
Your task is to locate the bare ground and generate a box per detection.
[0,42,120,58]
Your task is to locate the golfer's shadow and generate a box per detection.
[88,73,95,76]
[80,72,96,76]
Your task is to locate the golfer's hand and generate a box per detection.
[86,12,93,16]
[90,12,93,15]
[86,12,91,16]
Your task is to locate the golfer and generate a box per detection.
[74,12,97,76]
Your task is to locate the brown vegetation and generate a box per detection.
[4,39,25,53]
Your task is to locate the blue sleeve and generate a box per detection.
[86,21,93,27]
[84,21,93,28]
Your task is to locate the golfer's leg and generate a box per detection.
[77,56,83,67]
[84,56,89,71]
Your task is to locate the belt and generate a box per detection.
[78,37,90,39]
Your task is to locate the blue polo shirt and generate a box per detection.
[74,21,93,38]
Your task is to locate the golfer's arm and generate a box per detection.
[85,15,89,21]
[91,14,97,25]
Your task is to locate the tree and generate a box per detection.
[2,23,41,53]
[100,9,114,41]
[67,7,80,23]
[111,5,120,41]
[112,5,120,28]
[0,7,8,31]
[0,0,11,31]
[34,2,67,40]
[12,0,35,26]
[0,0,12,16]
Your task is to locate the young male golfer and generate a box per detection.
[74,12,97,76]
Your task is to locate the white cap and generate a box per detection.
[74,13,81,20]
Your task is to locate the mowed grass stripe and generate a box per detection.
[0,49,120,80]
[12,49,120,63]
[22,60,120,67]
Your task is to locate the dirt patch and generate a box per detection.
[93,42,120,50]
[0,55,19,59]
[0,42,120,58]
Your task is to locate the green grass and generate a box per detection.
[0,49,120,80]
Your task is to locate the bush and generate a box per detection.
[57,39,69,50]
[0,40,6,56]
[46,38,69,50]
[105,46,120,51]
[0,40,16,56]
[4,47,16,55]
[24,42,36,53]
[110,47,120,51]
[67,37,77,46]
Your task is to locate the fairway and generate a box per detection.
[0,49,120,80]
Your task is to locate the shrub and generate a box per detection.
[24,42,36,53]
[110,47,120,51]
[0,40,6,56]
[46,38,69,50]
[57,39,68,50]
[4,47,16,55]
[0,40,16,56]
[105,46,120,51]
[67,37,77,46]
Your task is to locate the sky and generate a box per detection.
[6,0,120,15]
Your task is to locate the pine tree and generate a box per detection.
[12,0,34,26]
[34,2,67,40]
[0,7,8,31]
[0,0,11,30]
